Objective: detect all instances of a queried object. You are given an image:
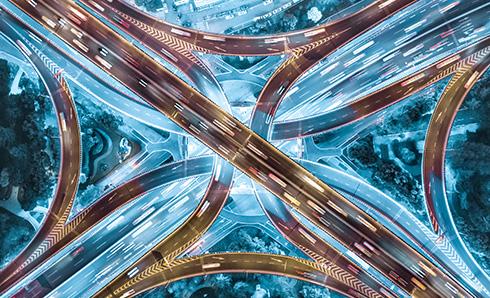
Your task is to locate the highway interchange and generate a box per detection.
[0,0,489,297]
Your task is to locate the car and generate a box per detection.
[71,246,85,257]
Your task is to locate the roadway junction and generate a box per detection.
[0,0,489,297]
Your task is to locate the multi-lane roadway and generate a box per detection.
[0,14,81,294]
[271,35,490,140]
[84,0,420,297]
[3,154,214,297]
[422,44,490,291]
[274,0,490,123]
[4,0,477,297]
[98,252,364,298]
[81,0,359,56]
[0,0,488,297]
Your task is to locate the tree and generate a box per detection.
[282,14,298,31]
[0,60,10,98]
[348,135,378,166]
[307,7,322,23]
[95,110,123,131]
[0,168,9,188]
[260,275,296,297]
[0,207,34,266]
[232,281,254,298]
[9,145,29,177]
[0,127,15,147]
[214,274,232,289]
[399,147,416,164]
[251,284,268,298]
[74,184,104,212]
[300,285,331,298]
[372,159,421,206]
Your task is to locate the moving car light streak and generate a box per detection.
[0,153,214,296]
[0,15,82,294]
[98,253,359,298]
[1,0,476,296]
[0,0,486,297]
[80,1,241,295]
[422,45,490,294]
[271,37,490,140]
[77,0,366,56]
